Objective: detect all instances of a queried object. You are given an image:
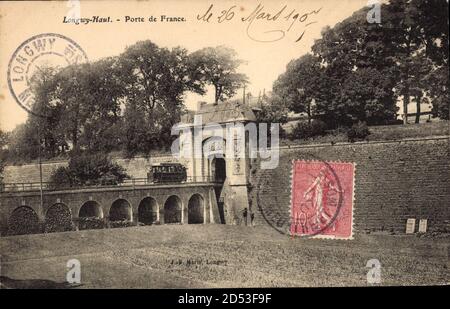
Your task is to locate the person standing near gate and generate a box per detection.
[242,208,248,226]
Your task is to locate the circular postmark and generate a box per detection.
[255,153,350,239]
[7,33,88,118]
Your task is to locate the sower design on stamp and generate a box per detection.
[290,160,355,239]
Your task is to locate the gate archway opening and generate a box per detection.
[138,197,158,225]
[109,199,132,221]
[8,206,40,235]
[188,194,204,224]
[164,195,182,224]
[211,157,226,222]
[211,157,226,183]
[45,203,73,233]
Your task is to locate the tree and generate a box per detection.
[426,65,449,119]
[383,0,448,123]
[75,57,124,152]
[294,1,448,126]
[406,51,433,123]
[255,94,289,125]
[310,6,398,126]
[51,61,124,151]
[118,41,201,155]
[26,58,125,155]
[189,46,248,104]
[273,54,327,125]
[42,64,89,149]
[10,66,69,161]
[276,12,398,127]
[335,67,397,125]
[5,124,34,162]
[383,0,422,124]
[412,0,449,120]
[412,0,448,66]
[122,101,170,157]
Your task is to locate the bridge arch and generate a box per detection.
[8,206,40,235]
[138,197,158,225]
[79,200,104,230]
[188,194,204,224]
[79,200,103,218]
[163,195,182,224]
[109,198,133,221]
[44,203,74,233]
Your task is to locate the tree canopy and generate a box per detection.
[5,42,249,162]
[188,46,248,104]
[272,0,449,127]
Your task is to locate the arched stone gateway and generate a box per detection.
[8,206,40,235]
[109,199,132,221]
[44,203,74,233]
[164,195,182,224]
[179,101,255,224]
[138,197,158,225]
[188,194,204,224]
[79,201,104,230]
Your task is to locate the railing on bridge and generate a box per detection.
[0,176,220,193]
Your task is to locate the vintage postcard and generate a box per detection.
[0,0,448,296]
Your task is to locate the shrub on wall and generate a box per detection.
[78,217,105,230]
[47,166,72,190]
[44,204,75,233]
[48,152,129,190]
[347,121,371,142]
[110,220,135,228]
[289,120,327,140]
[7,207,41,236]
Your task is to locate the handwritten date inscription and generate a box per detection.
[197,3,322,43]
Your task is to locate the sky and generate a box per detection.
[0,0,370,132]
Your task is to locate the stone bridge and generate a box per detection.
[0,182,222,235]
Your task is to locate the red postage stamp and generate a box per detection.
[290,160,355,239]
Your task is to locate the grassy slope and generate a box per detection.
[1,225,448,288]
